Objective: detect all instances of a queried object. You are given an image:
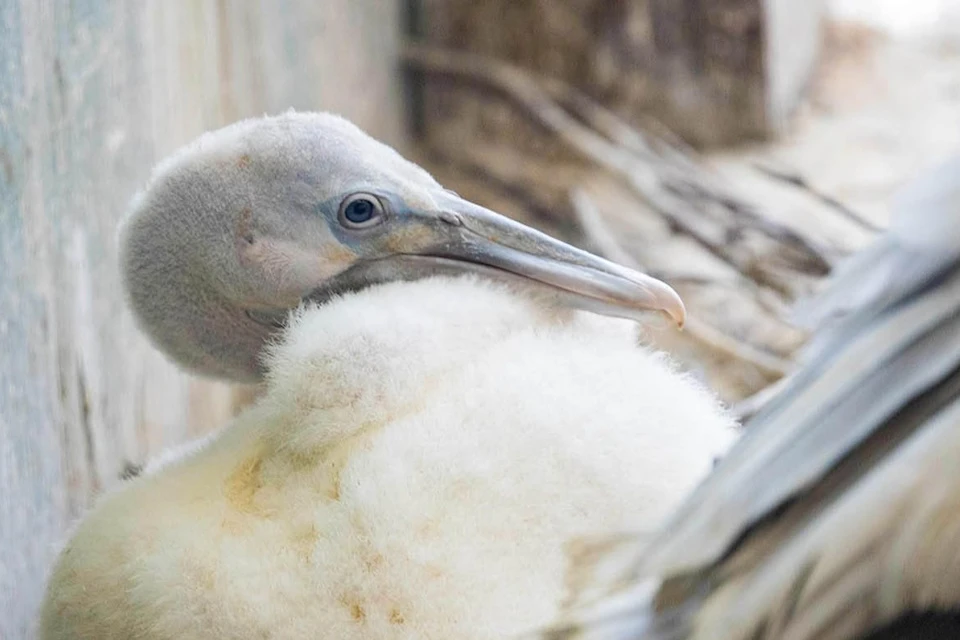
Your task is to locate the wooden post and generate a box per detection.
[0,1,403,636]
[412,0,825,147]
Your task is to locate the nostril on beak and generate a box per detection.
[439,212,463,226]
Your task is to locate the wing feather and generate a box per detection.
[540,154,960,640]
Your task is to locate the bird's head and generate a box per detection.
[120,111,685,382]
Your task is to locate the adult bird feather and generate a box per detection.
[541,153,960,640]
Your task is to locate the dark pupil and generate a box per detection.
[345,199,375,223]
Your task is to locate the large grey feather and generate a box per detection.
[539,153,960,639]
[633,152,960,580]
[794,154,960,333]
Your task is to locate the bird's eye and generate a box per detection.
[338,194,385,229]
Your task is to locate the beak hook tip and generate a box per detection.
[657,283,686,329]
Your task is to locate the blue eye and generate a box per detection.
[339,194,384,228]
[345,199,373,223]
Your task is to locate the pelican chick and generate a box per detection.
[39,112,736,640]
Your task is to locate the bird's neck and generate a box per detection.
[256,276,573,453]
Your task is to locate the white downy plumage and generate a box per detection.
[41,277,734,640]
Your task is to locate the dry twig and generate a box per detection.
[754,164,882,233]
[569,188,792,378]
[569,187,647,271]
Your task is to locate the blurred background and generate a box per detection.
[1,0,959,636]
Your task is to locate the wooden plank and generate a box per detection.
[0,1,403,637]
[764,0,827,131]
[412,0,824,147]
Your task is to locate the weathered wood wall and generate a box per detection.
[0,2,403,637]
[765,0,827,131]
[411,0,824,147]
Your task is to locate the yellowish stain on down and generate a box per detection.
[213,394,439,625]
[351,603,366,622]
[338,594,407,627]
[224,454,265,515]
[290,522,321,562]
[339,594,367,622]
[284,445,347,501]
[215,441,417,630]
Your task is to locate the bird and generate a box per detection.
[38,111,737,640]
[539,153,960,640]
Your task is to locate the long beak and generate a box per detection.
[415,193,686,326]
